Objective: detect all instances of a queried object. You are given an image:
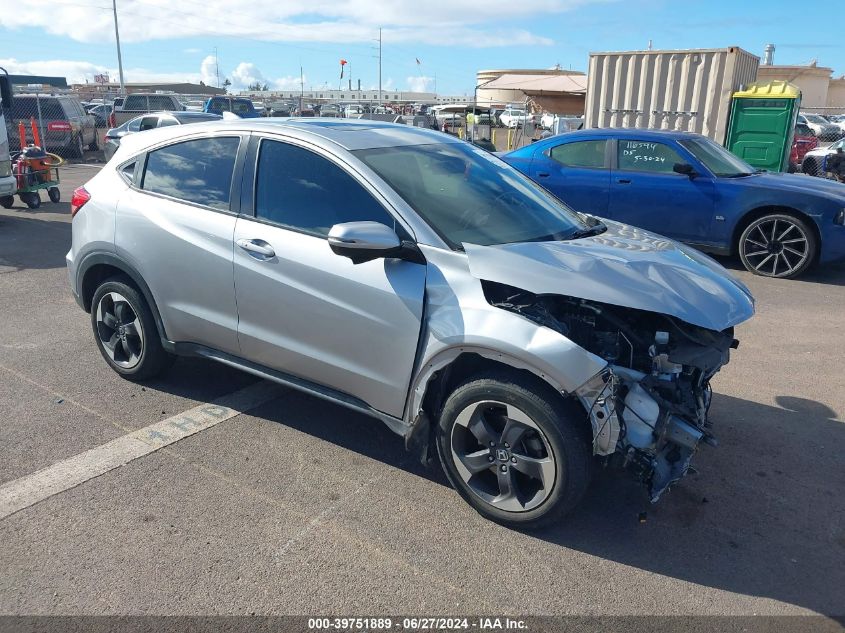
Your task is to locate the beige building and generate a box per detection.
[476,68,587,114]
[756,63,845,113]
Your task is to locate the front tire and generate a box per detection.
[738,213,817,278]
[436,371,591,530]
[91,277,173,380]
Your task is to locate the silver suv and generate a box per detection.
[67,119,755,528]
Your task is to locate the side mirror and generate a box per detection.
[328,221,413,265]
[673,162,698,178]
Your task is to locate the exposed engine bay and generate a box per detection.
[482,280,739,502]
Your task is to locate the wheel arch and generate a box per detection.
[403,349,594,465]
[77,252,169,344]
[730,205,821,261]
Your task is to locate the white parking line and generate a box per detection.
[0,380,283,520]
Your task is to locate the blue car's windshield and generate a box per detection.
[679,137,758,177]
[354,142,590,248]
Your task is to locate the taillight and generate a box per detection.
[70,186,91,217]
[48,121,72,131]
[108,112,116,128]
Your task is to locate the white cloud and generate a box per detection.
[407,75,434,92]
[200,55,220,86]
[0,0,600,46]
[0,57,203,85]
[230,62,267,89]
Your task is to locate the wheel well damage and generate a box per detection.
[405,352,591,466]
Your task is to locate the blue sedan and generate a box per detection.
[502,129,845,278]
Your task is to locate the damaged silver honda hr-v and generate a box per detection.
[68,119,754,529]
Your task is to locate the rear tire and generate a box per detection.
[48,187,60,203]
[0,195,13,209]
[738,213,817,278]
[91,277,174,380]
[436,371,591,530]
[88,133,98,151]
[802,158,818,177]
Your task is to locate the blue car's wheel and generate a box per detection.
[739,214,816,279]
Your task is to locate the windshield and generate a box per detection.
[679,137,757,177]
[354,142,589,248]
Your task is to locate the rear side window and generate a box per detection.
[254,139,395,236]
[141,137,240,210]
[11,97,65,120]
[148,95,178,111]
[123,95,147,110]
[549,140,606,168]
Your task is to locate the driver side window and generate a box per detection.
[254,139,397,237]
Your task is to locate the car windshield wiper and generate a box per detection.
[566,223,608,240]
[724,170,763,178]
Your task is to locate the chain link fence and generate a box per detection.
[795,106,845,180]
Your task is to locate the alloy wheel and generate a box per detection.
[95,291,144,369]
[741,217,810,278]
[450,400,556,512]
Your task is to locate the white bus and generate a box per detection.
[0,68,15,204]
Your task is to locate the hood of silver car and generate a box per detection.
[464,220,755,332]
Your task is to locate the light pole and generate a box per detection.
[111,0,126,94]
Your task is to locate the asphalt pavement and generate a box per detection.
[0,164,843,620]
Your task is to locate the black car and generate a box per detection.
[7,94,97,157]
[102,111,222,160]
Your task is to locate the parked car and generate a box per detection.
[184,100,206,112]
[87,103,113,127]
[68,119,755,528]
[489,108,505,127]
[204,96,261,119]
[796,113,843,141]
[801,138,845,178]
[319,104,343,118]
[110,93,184,128]
[344,104,366,118]
[268,102,292,117]
[827,114,845,134]
[6,94,97,157]
[501,128,845,278]
[102,111,221,160]
[499,108,532,128]
[789,122,818,172]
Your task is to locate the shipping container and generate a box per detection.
[584,47,759,143]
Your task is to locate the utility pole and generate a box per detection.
[378,28,382,103]
[214,47,220,88]
[111,0,125,94]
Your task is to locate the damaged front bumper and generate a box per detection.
[576,363,719,503]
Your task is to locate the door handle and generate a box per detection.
[237,238,276,259]
[616,178,632,184]
[536,172,550,178]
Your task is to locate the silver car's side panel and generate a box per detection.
[114,187,241,355]
[405,245,608,423]
[233,218,427,418]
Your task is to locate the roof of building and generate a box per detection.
[481,74,588,95]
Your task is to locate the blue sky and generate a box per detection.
[1,0,841,95]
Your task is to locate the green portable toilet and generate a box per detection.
[725,80,802,172]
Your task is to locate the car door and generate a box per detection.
[608,138,715,242]
[233,136,426,418]
[530,138,610,216]
[115,135,244,355]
